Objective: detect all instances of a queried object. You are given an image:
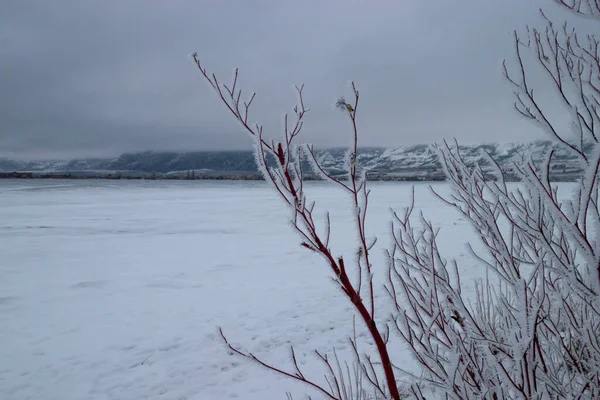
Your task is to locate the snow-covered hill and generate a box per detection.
[315,141,581,180]
[0,141,584,180]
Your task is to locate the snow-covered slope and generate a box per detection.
[0,141,583,180]
[315,140,581,179]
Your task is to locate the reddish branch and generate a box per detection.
[219,328,338,399]
[192,54,401,399]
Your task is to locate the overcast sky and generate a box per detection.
[0,0,591,159]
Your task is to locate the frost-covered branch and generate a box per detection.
[383,5,600,398]
[192,55,401,400]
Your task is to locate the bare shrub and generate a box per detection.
[192,2,600,398]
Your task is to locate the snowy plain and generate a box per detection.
[0,179,517,399]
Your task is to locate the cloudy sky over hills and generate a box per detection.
[0,0,590,159]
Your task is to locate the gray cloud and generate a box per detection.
[0,0,587,159]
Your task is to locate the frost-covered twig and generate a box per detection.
[192,55,401,400]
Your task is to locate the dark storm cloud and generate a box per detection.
[0,0,587,159]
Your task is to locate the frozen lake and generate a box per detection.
[0,179,487,399]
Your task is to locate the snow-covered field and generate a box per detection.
[0,179,492,399]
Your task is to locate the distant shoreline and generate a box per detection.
[0,171,580,182]
[0,171,446,182]
[0,141,586,184]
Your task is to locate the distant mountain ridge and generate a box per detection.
[0,141,584,181]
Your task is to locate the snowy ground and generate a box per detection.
[0,179,495,399]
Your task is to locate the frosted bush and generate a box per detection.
[192,2,600,398]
